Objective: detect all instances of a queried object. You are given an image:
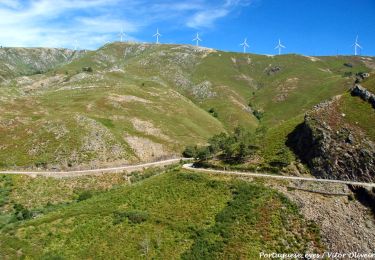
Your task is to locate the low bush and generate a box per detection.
[113,210,149,225]
[77,191,93,202]
[82,67,93,72]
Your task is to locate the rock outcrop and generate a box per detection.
[287,96,375,183]
[351,84,375,108]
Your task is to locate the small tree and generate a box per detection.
[182,146,198,158]
[196,146,212,160]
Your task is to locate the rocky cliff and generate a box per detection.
[287,92,375,183]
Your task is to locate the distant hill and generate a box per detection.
[0,42,374,169]
[0,47,84,82]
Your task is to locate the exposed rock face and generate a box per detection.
[287,97,375,183]
[351,84,375,108]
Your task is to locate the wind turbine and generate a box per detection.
[352,35,362,56]
[193,33,202,47]
[275,39,286,55]
[118,28,126,42]
[153,28,161,44]
[74,40,79,51]
[240,38,249,53]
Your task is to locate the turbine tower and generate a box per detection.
[193,33,202,47]
[275,39,286,55]
[153,28,161,44]
[240,38,249,53]
[353,35,362,56]
[118,28,126,42]
[74,40,79,51]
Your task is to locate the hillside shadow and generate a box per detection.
[348,185,375,217]
[285,122,313,165]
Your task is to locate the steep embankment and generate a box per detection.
[288,75,375,182]
[0,42,374,169]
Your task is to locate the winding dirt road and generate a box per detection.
[0,158,190,178]
[182,163,375,188]
[1,159,374,188]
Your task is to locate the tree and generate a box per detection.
[208,133,227,154]
[182,126,259,163]
[196,146,212,160]
[182,146,198,158]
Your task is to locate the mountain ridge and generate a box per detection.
[0,42,374,170]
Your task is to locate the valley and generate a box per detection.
[0,43,374,258]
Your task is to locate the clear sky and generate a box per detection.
[0,0,374,56]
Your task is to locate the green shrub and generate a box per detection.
[13,204,32,220]
[113,210,149,225]
[77,191,93,202]
[208,108,218,118]
[253,109,264,120]
[82,67,93,72]
[35,160,47,168]
[182,146,198,158]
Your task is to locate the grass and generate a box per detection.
[362,74,375,93]
[340,93,375,141]
[260,116,303,167]
[0,168,323,259]
[0,43,373,169]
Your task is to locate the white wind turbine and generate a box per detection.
[275,39,286,55]
[193,33,202,47]
[118,28,126,42]
[153,28,161,44]
[240,38,249,53]
[74,40,79,51]
[353,35,362,56]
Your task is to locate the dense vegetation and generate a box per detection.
[0,167,323,259]
[183,127,258,162]
[183,125,295,173]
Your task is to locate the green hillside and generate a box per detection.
[0,47,83,82]
[0,42,374,169]
[0,168,323,259]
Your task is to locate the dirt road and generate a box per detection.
[0,158,190,178]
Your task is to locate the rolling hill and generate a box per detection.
[0,43,374,258]
[0,168,324,259]
[0,42,374,170]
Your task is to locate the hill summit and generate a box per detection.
[0,42,374,171]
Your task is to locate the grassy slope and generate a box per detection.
[0,169,323,259]
[0,43,373,168]
[362,73,375,93]
[0,47,83,82]
[340,93,375,142]
[0,44,226,168]
[191,53,373,167]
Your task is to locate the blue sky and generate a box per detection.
[0,0,374,56]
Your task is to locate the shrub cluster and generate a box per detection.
[208,108,218,118]
[183,127,258,162]
[113,210,149,225]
